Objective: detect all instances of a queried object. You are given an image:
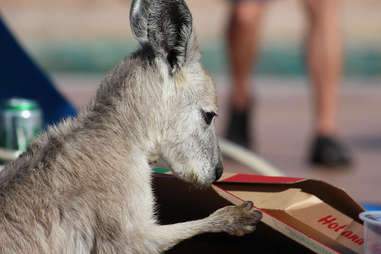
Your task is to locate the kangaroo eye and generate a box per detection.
[201,110,217,125]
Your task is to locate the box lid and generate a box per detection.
[216,173,365,223]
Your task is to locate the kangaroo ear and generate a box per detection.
[148,0,193,73]
[130,0,151,44]
[130,0,193,74]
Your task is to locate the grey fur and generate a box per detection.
[130,0,151,44]
[0,0,262,253]
[130,0,192,73]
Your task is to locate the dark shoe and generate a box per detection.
[225,106,251,148]
[309,135,352,167]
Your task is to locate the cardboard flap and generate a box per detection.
[216,174,365,222]
[228,188,321,210]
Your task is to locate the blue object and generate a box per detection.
[0,17,77,127]
[362,204,381,211]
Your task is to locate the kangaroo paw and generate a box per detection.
[209,201,263,236]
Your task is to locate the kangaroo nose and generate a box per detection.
[215,165,224,182]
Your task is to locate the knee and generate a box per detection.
[306,0,340,22]
[231,2,266,27]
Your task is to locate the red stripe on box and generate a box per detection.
[221,174,305,184]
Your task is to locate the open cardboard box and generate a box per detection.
[153,173,365,254]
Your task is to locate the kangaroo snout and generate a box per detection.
[214,161,224,182]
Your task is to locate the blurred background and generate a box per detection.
[1,0,381,204]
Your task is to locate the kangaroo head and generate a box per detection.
[128,0,223,186]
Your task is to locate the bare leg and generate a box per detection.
[225,1,267,148]
[304,0,351,166]
[151,201,262,253]
[227,1,267,110]
[304,0,342,136]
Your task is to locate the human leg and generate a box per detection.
[225,0,268,148]
[304,0,351,166]
[304,0,342,136]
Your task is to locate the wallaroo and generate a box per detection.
[0,0,262,253]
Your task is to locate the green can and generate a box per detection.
[0,98,42,152]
